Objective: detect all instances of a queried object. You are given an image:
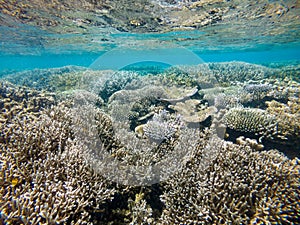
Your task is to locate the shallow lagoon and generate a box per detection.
[1,0,300,224]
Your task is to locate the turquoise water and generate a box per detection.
[1,42,300,72]
[1,1,300,224]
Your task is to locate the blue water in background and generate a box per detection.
[1,43,299,73]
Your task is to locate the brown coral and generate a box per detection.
[266,100,300,145]
[0,83,115,224]
[169,99,217,124]
[222,107,278,141]
[159,135,300,224]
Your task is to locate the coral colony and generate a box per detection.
[1,61,300,224]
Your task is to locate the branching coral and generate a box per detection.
[214,93,242,109]
[208,61,275,84]
[159,135,300,224]
[222,103,300,154]
[2,66,85,91]
[143,110,181,142]
[266,100,300,146]
[243,83,273,100]
[0,83,115,224]
[222,107,278,141]
[99,71,140,102]
[1,60,299,225]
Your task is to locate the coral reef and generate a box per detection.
[266,100,300,146]
[143,110,181,142]
[1,60,300,224]
[0,82,115,224]
[158,67,199,88]
[2,66,85,91]
[159,135,300,224]
[213,93,242,109]
[99,71,140,102]
[244,83,273,95]
[0,81,56,126]
[159,86,198,103]
[222,107,278,141]
[208,62,275,84]
[169,99,217,124]
[222,104,300,157]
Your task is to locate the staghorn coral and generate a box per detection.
[236,136,264,151]
[108,85,167,131]
[243,83,273,100]
[249,159,300,225]
[159,134,300,224]
[214,93,242,109]
[266,100,300,146]
[173,64,219,89]
[158,66,199,88]
[0,87,115,224]
[208,61,275,84]
[1,142,115,224]
[0,81,56,131]
[244,83,273,95]
[1,62,300,224]
[127,192,154,225]
[222,103,300,155]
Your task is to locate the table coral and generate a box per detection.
[1,60,299,224]
[169,99,217,124]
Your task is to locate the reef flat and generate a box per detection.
[1,61,299,224]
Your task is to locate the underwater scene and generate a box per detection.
[0,0,300,224]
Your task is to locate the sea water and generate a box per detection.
[1,1,300,224]
[1,36,300,73]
